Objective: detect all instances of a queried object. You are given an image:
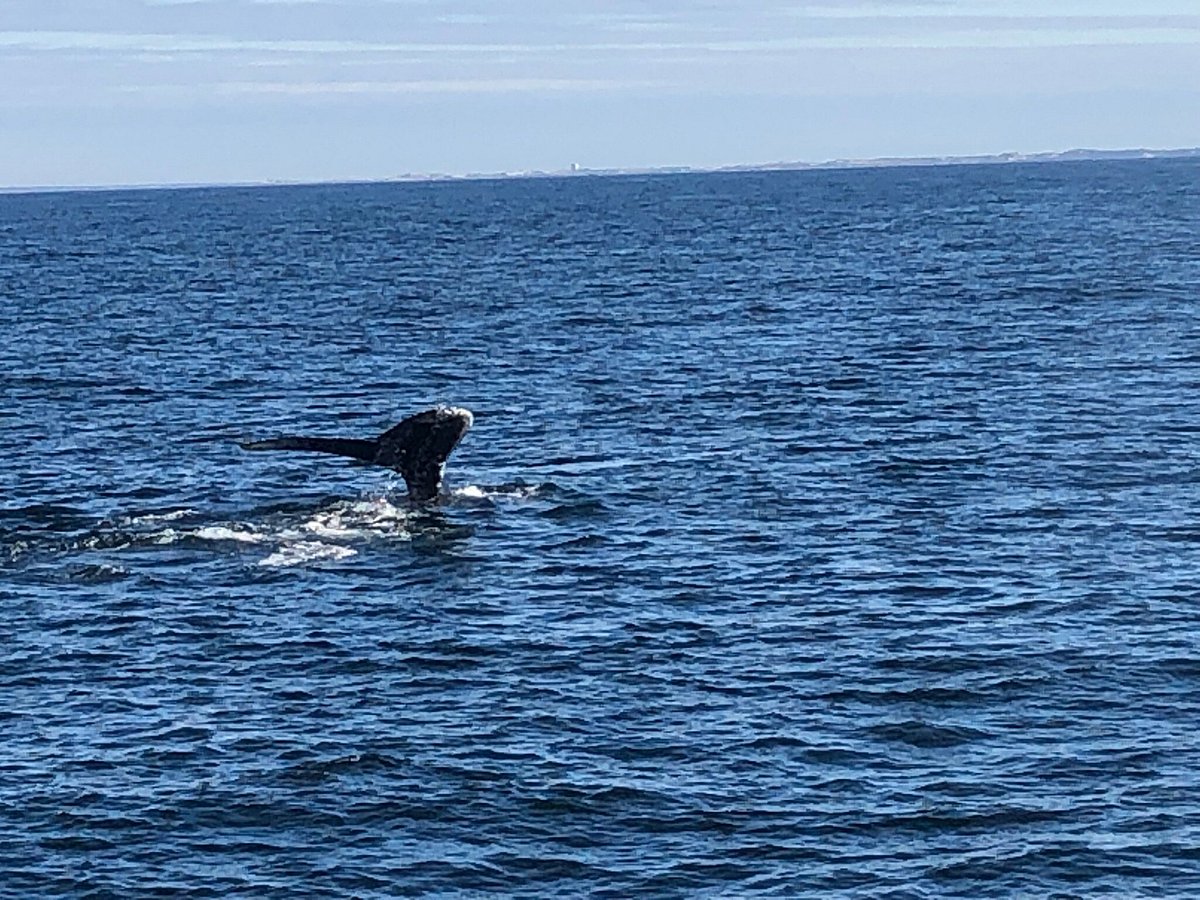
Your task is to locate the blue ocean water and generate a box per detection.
[2,159,1199,897]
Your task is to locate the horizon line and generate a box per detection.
[3,145,1198,197]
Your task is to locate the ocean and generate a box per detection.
[2,158,1199,897]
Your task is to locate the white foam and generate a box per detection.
[245,497,416,567]
[302,516,360,539]
[195,525,265,544]
[453,483,543,501]
[347,496,411,519]
[125,509,196,525]
[78,534,132,551]
[297,498,414,538]
[79,497,419,570]
[259,541,358,568]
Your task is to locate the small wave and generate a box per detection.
[278,752,404,784]
[65,563,130,583]
[0,503,91,528]
[74,532,137,552]
[4,539,31,563]
[869,719,990,748]
[153,528,182,545]
[537,499,608,520]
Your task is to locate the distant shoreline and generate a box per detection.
[438,147,1200,183]
[4,146,1199,196]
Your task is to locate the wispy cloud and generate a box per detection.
[142,0,348,4]
[213,77,647,94]
[0,31,434,54]
[3,19,1197,59]
[790,0,1200,16]
[4,0,1198,187]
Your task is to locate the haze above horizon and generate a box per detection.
[3,0,1198,189]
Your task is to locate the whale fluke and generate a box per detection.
[240,406,473,503]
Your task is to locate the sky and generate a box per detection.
[1,0,1198,188]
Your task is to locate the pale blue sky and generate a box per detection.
[2,0,1198,187]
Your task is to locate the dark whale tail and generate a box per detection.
[240,406,473,503]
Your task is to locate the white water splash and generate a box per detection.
[124,509,196,525]
[195,525,266,544]
[453,483,544,501]
[40,497,420,572]
[300,497,413,540]
[259,541,358,568]
[245,497,417,567]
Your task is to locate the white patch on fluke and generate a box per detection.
[441,406,474,428]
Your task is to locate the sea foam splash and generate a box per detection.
[259,541,358,568]
[226,497,416,567]
[194,525,266,544]
[452,483,549,502]
[21,490,517,572]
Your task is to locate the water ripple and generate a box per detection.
[2,161,1200,896]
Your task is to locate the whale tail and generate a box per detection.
[240,406,473,503]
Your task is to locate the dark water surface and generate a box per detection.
[2,159,1200,897]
